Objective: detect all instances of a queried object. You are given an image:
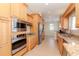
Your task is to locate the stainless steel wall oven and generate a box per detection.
[12,34,27,55]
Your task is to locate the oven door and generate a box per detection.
[12,39,26,54]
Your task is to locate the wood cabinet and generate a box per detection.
[0,3,27,20]
[60,17,69,29]
[27,35,35,50]
[0,4,11,18]
[0,19,11,56]
[61,3,75,29]
[75,3,79,28]
[0,3,28,56]
[57,33,64,55]
[11,3,20,18]
[27,14,37,50]
[32,14,42,45]
[27,14,33,23]
[0,43,11,56]
[27,13,43,51]
[11,3,27,21]
[20,4,27,20]
[63,17,69,29]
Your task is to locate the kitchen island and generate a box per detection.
[57,32,79,56]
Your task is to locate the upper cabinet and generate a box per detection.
[11,3,20,18]
[11,3,28,21]
[61,3,79,29]
[60,16,69,29]
[75,4,79,28]
[60,4,76,29]
[0,4,11,18]
[0,3,28,21]
[63,17,69,29]
[20,4,27,20]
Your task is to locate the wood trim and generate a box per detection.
[63,3,75,17]
[23,3,28,7]
[60,3,75,29]
[27,14,33,19]
[31,13,41,18]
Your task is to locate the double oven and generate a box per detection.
[12,17,27,55]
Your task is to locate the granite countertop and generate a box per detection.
[58,32,79,56]
[58,33,79,44]
[63,43,79,56]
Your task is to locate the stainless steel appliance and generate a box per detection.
[38,22,44,44]
[12,17,27,55]
[12,34,27,55]
[12,17,27,32]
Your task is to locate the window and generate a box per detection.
[69,16,76,30]
[49,24,54,30]
[72,16,76,29]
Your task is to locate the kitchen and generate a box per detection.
[0,4,44,56]
[0,3,79,56]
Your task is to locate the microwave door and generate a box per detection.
[12,19,17,32]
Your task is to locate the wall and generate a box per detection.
[44,16,59,39]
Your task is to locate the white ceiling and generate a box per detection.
[27,3,68,22]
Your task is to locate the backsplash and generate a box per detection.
[71,29,79,36]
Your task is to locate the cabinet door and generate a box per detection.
[11,3,20,18]
[57,36,64,55]
[0,20,11,56]
[0,43,11,56]
[75,4,79,28]
[27,35,35,50]
[20,4,27,20]
[0,4,10,18]
[59,38,64,55]
[63,17,69,29]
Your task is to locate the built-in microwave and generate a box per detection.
[12,17,27,32]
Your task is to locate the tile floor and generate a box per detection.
[24,37,60,56]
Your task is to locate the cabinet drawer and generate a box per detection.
[0,43,11,56]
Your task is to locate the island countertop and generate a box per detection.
[57,32,79,56]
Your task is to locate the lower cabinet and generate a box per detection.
[0,19,11,56]
[57,34,64,56]
[27,35,36,51]
[0,43,11,56]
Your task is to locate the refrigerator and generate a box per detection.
[38,22,44,44]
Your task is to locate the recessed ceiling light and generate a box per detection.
[45,3,48,5]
